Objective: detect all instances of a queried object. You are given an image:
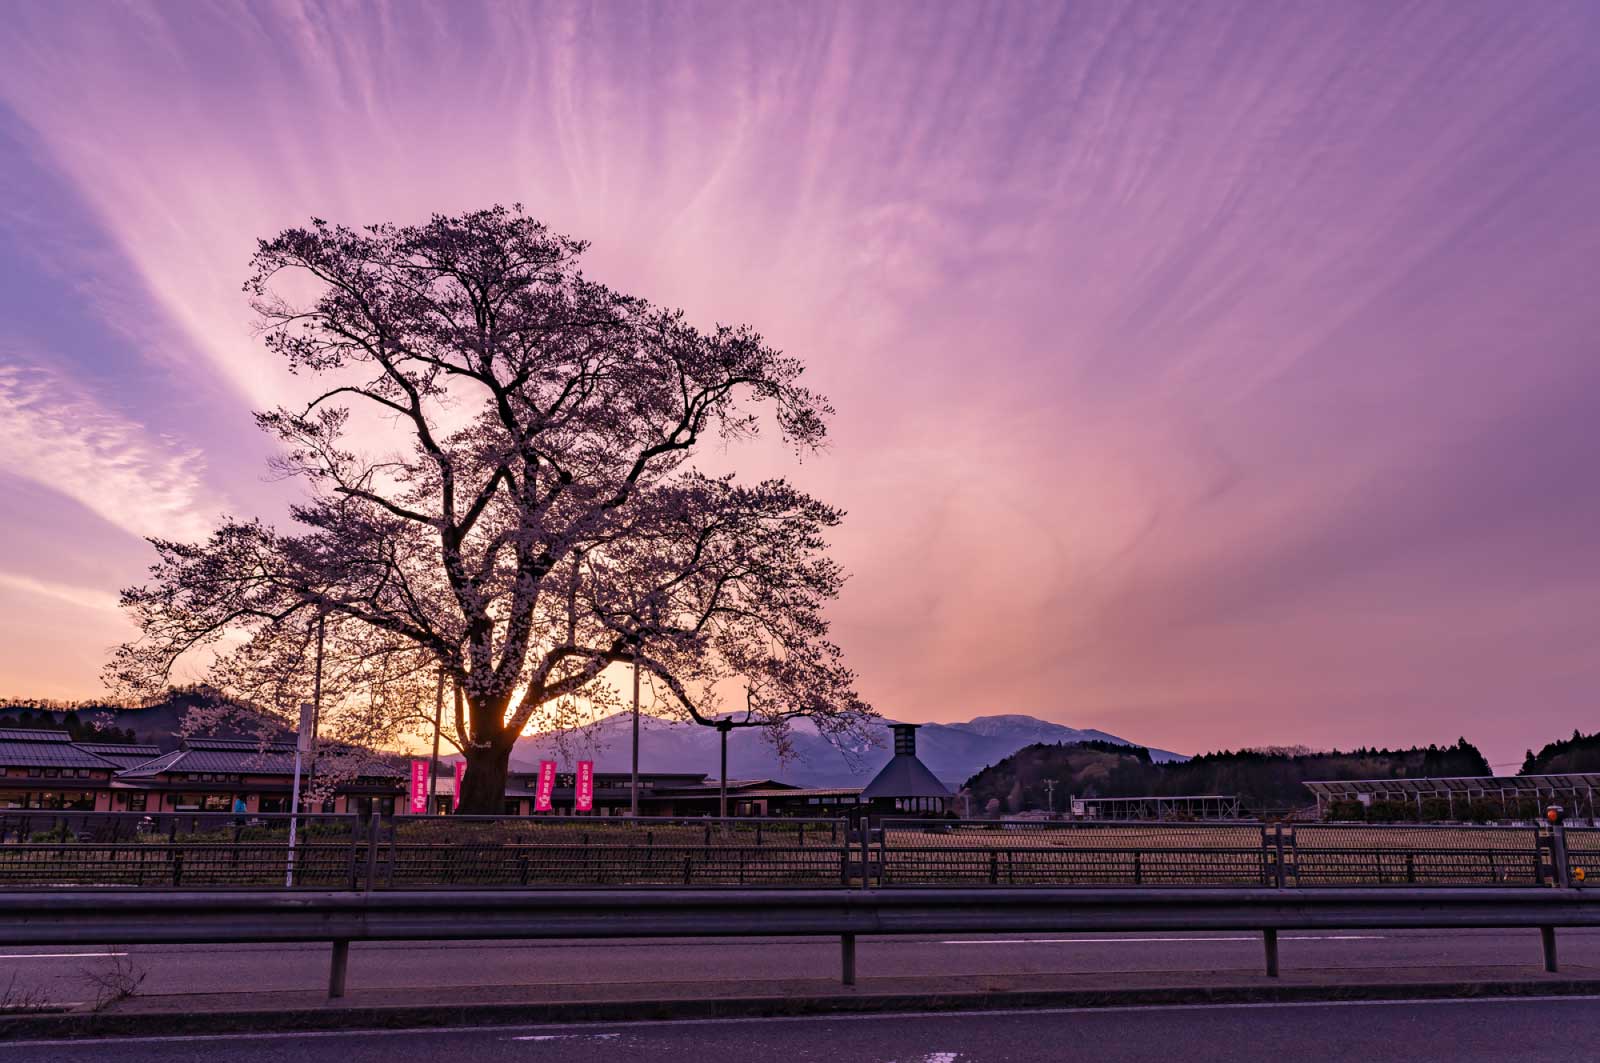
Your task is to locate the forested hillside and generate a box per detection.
[963,738,1491,814]
[1522,730,1600,775]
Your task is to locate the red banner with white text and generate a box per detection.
[575,760,594,812]
[453,760,464,811]
[409,760,429,814]
[536,760,557,811]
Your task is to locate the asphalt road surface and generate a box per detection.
[3,928,1595,1005]
[3,997,1599,1062]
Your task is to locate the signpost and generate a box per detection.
[409,760,429,815]
[535,760,556,812]
[576,760,594,813]
[286,701,315,886]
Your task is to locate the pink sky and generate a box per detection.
[2,2,1598,769]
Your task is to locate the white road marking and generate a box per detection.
[510,1034,621,1042]
[0,952,128,959]
[4,996,1600,1049]
[941,935,1385,945]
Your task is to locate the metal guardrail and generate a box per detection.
[3,886,1598,999]
[0,813,1581,891]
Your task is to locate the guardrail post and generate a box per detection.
[1263,928,1279,977]
[329,939,350,998]
[1540,926,1558,973]
[841,932,857,986]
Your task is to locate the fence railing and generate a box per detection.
[873,819,1564,889]
[0,813,1585,891]
[0,813,853,890]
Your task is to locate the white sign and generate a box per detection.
[297,701,317,755]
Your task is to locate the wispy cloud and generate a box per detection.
[0,570,121,614]
[0,362,219,543]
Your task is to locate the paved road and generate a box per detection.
[3,997,1598,1062]
[2,928,1593,1006]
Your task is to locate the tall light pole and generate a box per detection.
[717,719,733,819]
[427,667,444,815]
[630,649,641,817]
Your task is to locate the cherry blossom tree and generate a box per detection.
[108,205,874,813]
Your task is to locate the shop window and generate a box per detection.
[259,796,287,814]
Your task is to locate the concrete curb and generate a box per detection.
[5,978,1600,1042]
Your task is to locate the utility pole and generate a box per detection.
[427,667,444,815]
[1043,778,1059,816]
[630,649,641,817]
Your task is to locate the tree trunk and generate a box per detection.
[457,744,512,815]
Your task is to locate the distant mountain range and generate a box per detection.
[511,713,1187,789]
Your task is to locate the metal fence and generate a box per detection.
[0,813,852,890]
[1289,823,1543,887]
[874,819,1558,889]
[380,815,851,889]
[0,812,1583,891]
[875,820,1281,887]
[1567,827,1599,887]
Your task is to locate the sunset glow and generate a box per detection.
[3,2,1598,770]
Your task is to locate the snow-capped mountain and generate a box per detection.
[510,713,1186,789]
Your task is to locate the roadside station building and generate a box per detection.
[0,729,124,811]
[3,726,958,821]
[0,730,406,817]
[112,738,406,815]
[858,724,952,815]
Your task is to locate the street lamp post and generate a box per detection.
[630,650,641,817]
[717,719,733,819]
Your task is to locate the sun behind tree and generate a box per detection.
[108,205,874,813]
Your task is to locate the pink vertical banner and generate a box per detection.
[575,760,594,812]
[453,760,465,811]
[535,760,556,812]
[408,760,429,814]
